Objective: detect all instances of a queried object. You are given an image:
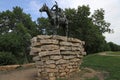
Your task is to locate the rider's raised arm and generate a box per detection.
[51,1,58,11]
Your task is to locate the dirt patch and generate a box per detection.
[98,52,120,56]
[98,52,107,56]
[67,67,109,80]
[0,68,37,80]
[0,66,108,80]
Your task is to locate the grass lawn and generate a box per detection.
[81,52,120,80]
[106,51,120,55]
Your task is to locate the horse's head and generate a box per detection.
[39,3,48,12]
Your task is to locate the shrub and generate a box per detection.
[0,52,17,66]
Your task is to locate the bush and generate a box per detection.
[0,52,17,66]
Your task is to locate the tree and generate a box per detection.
[0,10,13,34]
[64,5,111,53]
[12,6,39,37]
[91,8,111,33]
[37,17,53,35]
[0,6,39,63]
[0,6,39,36]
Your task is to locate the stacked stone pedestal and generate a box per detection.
[30,35,86,80]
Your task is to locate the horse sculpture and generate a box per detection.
[39,3,68,36]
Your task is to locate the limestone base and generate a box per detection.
[30,35,86,80]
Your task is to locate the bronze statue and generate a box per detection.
[39,1,68,36]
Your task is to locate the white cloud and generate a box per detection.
[104,27,120,45]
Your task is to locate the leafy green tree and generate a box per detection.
[37,17,53,35]
[0,6,39,63]
[12,6,39,36]
[91,8,111,33]
[0,10,13,34]
[0,52,17,65]
[64,5,111,53]
[0,6,39,36]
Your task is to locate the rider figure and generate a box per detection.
[51,1,63,21]
[51,1,58,12]
[51,1,63,17]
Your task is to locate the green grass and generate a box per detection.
[81,52,120,80]
[106,51,120,55]
[85,76,99,80]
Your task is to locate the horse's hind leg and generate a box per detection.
[66,25,68,37]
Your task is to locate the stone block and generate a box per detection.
[40,39,59,45]
[52,35,67,41]
[31,37,37,43]
[39,50,60,57]
[35,61,44,66]
[46,64,56,68]
[49,73,55,77]
[59,69,65,72]
[37,66,44,69]
[82,41,85,45]
[72,43,80,47]
[67,65,73,69]
[60,46,72,51]
[38,68,43,72]
[72,47,81,51]
[33,56,40,61]
[69,69,76,73]
[76,54,83,58]
[69,62,75,66]
[50,55,62,60]
[59,72,66,77]
[57,65,63,69]
[67,37,82,43]
[41,45,59,51]
[60,41,73,46]
[41,56,50,61]
[37,35,52,39]
[31,42,41,47]
[46,60,55,64]
[60,51,76,55]
[70,58,81,62]
[56,59,68,64]
[82,52,87,55]
[37,72,41,77]
[46,68,58,72]
[62,63,69,67]
[73,65,78,68]
[65,68,69,72]
[49,76,56,80]
[40,72,49,79]
[63,55,75,60]
[30,47,41,55]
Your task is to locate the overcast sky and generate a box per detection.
[0,0,120,45]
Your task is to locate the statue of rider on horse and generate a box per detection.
[39,1,68,36]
